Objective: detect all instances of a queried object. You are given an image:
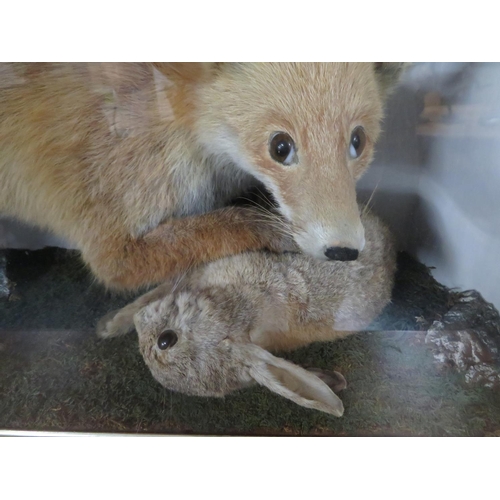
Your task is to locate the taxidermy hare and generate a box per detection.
[97,208,396,416]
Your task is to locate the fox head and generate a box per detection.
[155,62,407,261]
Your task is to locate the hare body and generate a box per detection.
[98,209,396,416]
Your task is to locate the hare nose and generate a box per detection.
[324,246,359,261]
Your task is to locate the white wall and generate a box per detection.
[359,62,500,309]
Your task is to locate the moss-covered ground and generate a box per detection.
[1,249,500,436]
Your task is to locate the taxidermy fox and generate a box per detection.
[0,62,406,290]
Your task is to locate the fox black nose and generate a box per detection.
[324,246,359,261]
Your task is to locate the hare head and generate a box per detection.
[134,289,344,417]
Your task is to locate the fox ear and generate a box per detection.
[374,62,410,98]
[245,345,344,417]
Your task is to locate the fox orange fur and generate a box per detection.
[0,63,405,290]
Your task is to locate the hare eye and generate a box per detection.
[157,330,178,350]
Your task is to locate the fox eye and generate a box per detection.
[349,127,366,159]
[157,330,178,350]
[269,132,296,165]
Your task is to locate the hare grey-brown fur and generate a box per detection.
[98,208,396,416]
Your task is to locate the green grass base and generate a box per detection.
[1,248,500,436]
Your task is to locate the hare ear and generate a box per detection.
[99,281,184,339]
[245,345,344,417]
[133,307,148,333]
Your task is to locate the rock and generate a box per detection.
[425,290,500,387]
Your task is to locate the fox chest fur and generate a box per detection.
[0,63,254,237]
